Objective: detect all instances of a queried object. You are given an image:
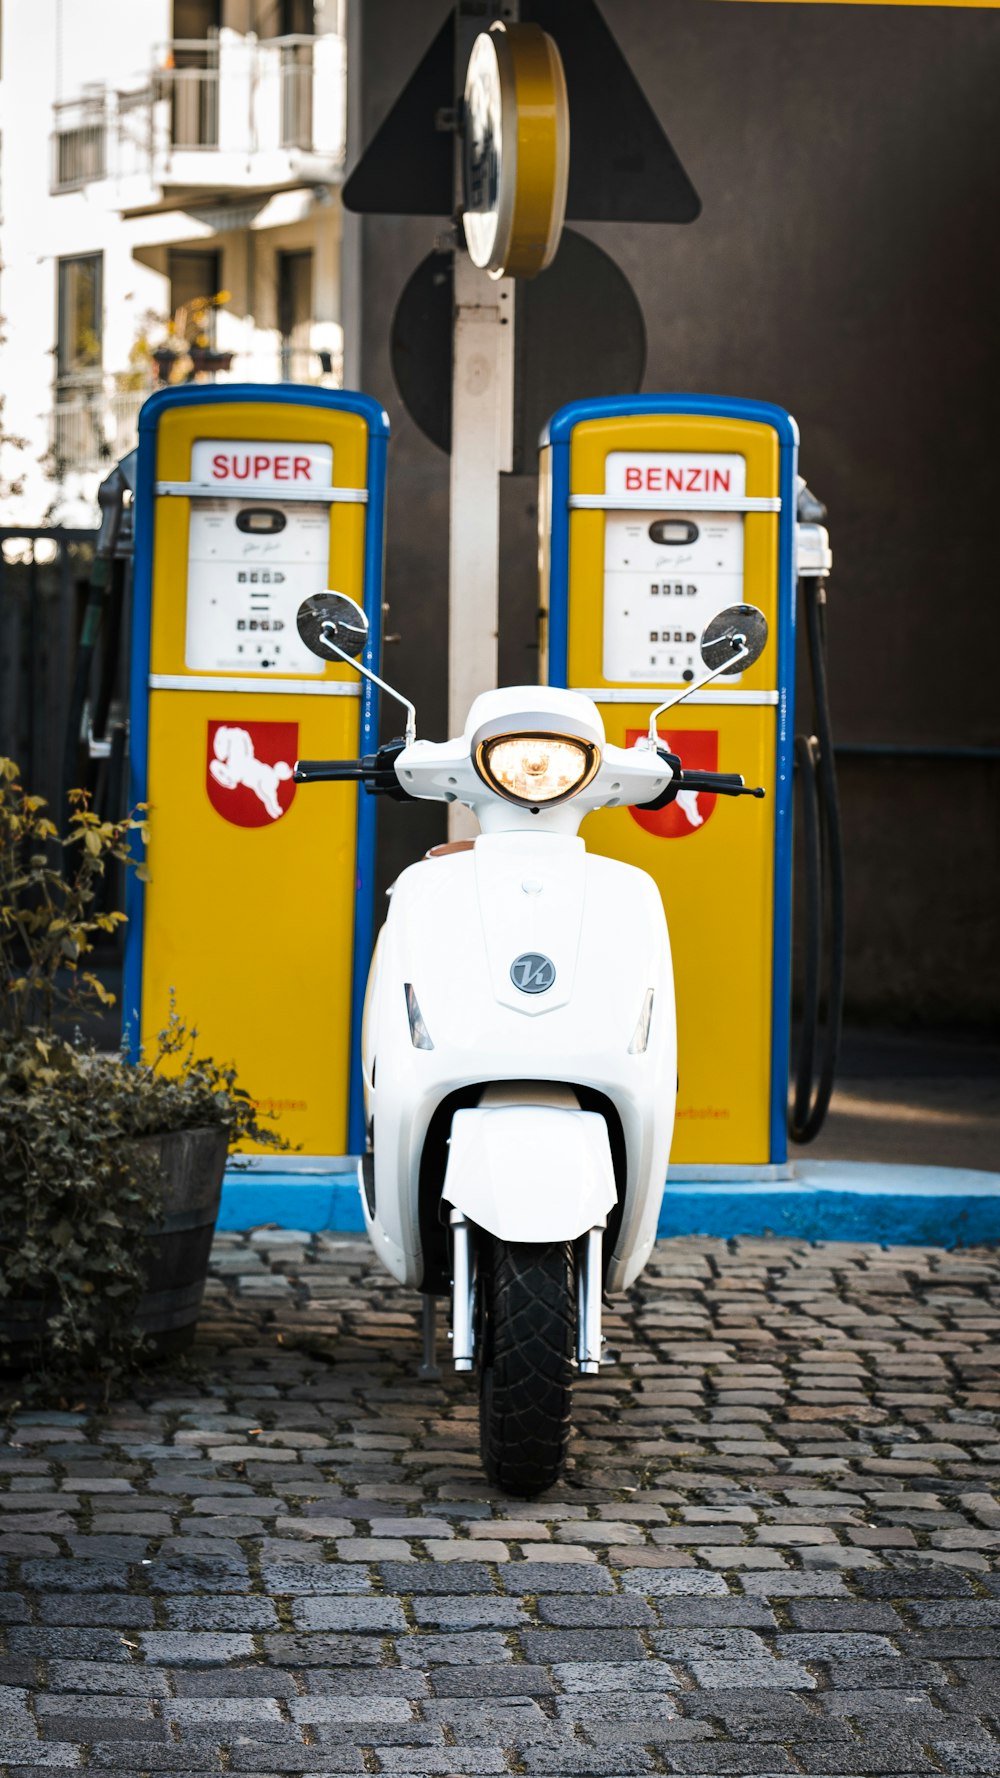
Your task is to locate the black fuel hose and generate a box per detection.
[60,471,126,811]
[789,573,846,1143]
[91,552,127,745]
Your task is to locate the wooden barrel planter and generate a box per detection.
[134,1125,229,1355]
[0,1125,229,1365]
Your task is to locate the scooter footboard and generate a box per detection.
[442,1103,617,1243]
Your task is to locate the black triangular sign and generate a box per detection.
[343,1,699,225]
[527,0,700,223]
[342,13,455,217]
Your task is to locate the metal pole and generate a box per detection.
[447,2,517,839]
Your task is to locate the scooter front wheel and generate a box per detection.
[479,1239,574,1497]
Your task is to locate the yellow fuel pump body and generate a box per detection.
[125,388,389,1162]
[539,397,798,1172]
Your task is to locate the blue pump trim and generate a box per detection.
[544,394,798,1167]
[125,386,390,1163]
[768,421,798,1166]
[135,382,390,439]
[347,423,388,1153]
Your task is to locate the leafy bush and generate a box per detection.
[0,756,138,1038]
[0,759,286,1389]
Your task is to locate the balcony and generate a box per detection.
[51,336,344,474]
[50,30,346,208]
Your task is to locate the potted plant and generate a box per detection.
[0,759,285,1392]
[130,289,233,386]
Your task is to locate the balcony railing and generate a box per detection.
[153,34,343,168]
[165,63,220,151]
[52,96,108,193]
[52,379,147,475]
[50,32,345,200]
[51,339,344,473]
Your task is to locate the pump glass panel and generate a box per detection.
[600,450,747,685]
[184,438,334,673]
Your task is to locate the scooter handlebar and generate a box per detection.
[639,749,766,811]
[294,738,415,800]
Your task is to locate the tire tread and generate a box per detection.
[480,1239,574,1497]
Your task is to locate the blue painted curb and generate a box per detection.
[218,1172,361,1233]
[220,1159,1000,1247]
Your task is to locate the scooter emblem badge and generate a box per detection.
[510,953,556,994]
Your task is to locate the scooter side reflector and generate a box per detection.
[404,983,434,1050]
[628,987,655,1054]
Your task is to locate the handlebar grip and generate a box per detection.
[293,759,366,783]
[680,771,765,799]
[680,771,744,791]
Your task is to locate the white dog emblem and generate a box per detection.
[675,788,705,829]
[209,725,293,821]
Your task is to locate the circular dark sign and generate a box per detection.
[390,228,646,466]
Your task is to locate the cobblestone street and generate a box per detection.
[2,1231,999,1777]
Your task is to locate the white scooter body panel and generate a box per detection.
[362,829,676,1293]
[443,1102,618,1242]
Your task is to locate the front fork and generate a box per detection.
[448,1208,604,1374]
[450,1208,476,1372]
[575,1225,604,1374]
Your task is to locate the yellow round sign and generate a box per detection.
[462,22,570,281]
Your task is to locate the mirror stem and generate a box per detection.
[646,641,749,744]
[320,624,417,745]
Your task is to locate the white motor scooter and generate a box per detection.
[294,593,767,1496]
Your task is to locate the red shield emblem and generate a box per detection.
[206,720,297,828]
[627,728,718,839]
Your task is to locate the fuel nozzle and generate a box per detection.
[796,476,827,525]
[795,477,832,581]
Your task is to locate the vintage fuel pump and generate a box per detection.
[125,386,389,1166]
[539,394,840,1177]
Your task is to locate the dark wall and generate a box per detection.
[351,0,1000,1028]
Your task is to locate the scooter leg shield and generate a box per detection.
[442,1105,617,1244]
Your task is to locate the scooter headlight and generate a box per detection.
[474,732,601,807]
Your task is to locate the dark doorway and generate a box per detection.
[279,0,315,34]
[173,0,221,37]
[169,248,223,344]
[278,249,313,381]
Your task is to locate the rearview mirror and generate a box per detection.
[700,604,768,674]
[296,591,369,661]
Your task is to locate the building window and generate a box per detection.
[248,1,315,32]
[170,2,222,149]
[54,254,104,471]
[57,255,103,382]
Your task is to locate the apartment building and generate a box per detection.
[0,0,346,526]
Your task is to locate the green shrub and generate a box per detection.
[0,758,285,1391]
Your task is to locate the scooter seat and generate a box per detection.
[423,841,476,860]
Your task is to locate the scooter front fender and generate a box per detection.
[442,1103,616,1243]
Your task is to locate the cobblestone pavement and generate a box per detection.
[2,1232,999,1777]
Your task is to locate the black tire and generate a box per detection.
[479,1239,575,1497]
